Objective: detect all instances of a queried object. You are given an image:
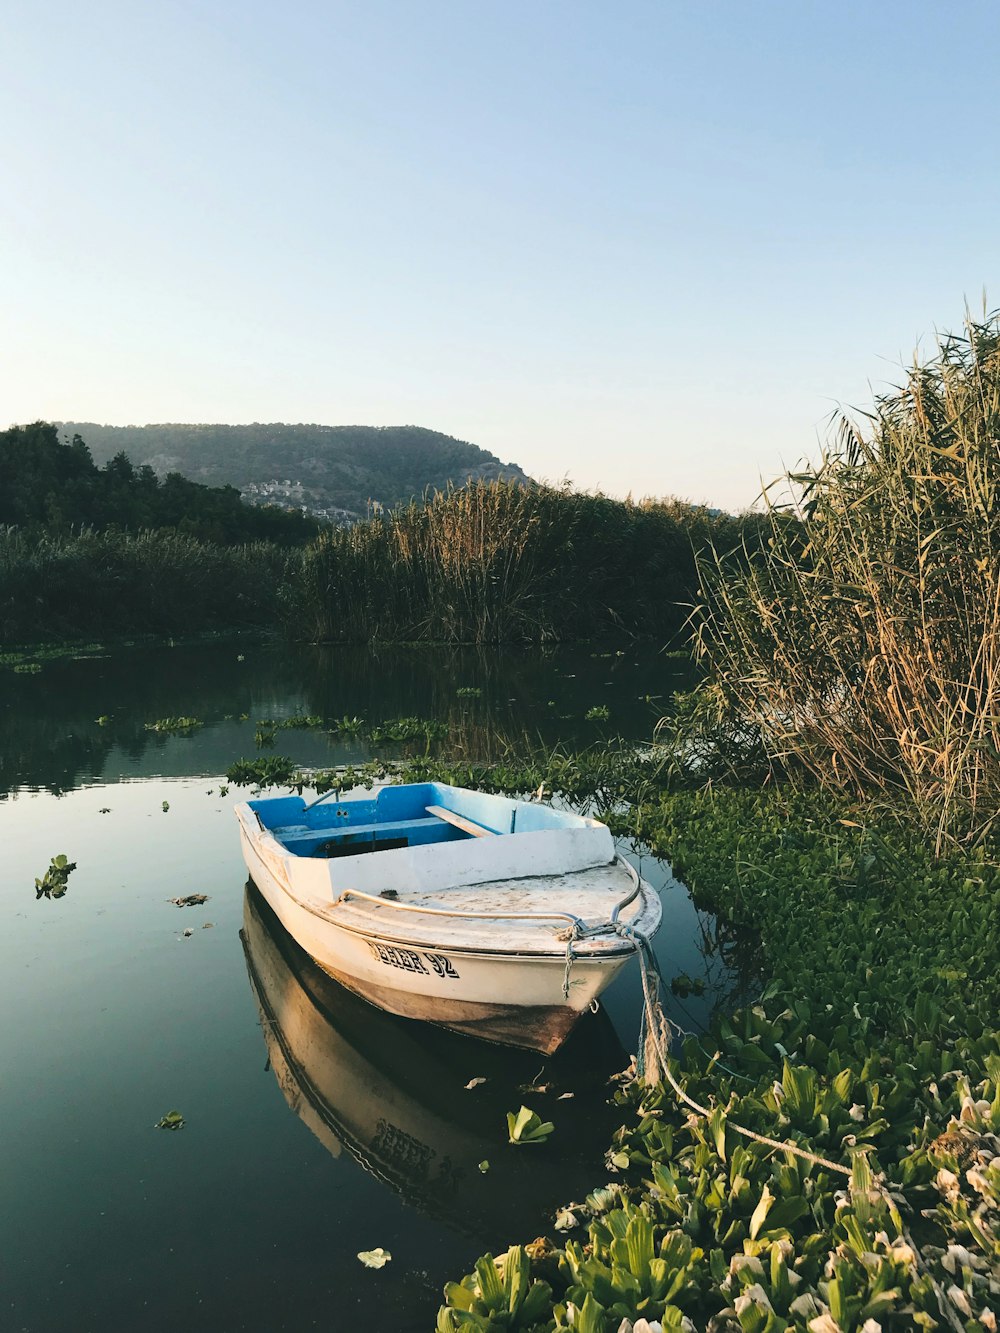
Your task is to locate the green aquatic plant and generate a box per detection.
[327,715,365,735]
[145,717,204,735]
[257,714,325,731]
[368,715,449,744]
[437,1246,555,1332]
[34,854,76,900]
[437,783,1000,1330]
[155,1111,185,1131]
[507,1105,555,1145]
[585,705,610,722]
[456,686,483,698]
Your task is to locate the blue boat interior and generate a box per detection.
[250,782,585,859]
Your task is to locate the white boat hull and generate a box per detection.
[239,821,646,1053]
[235,783,661,1054]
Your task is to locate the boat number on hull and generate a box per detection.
[367,942,459,979]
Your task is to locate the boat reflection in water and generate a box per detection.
[241,881,629,1240]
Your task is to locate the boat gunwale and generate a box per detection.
[239,817,659,960]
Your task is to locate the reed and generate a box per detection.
[692,309,1000,846]
[297,481,758,645]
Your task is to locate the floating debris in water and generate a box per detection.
[161,801,170,813]
[99,807,111,814]
[155,1110,185,1131]
[168,894,209,907]
[464,1077,487,1090]
[202,922,214,930]
[553,1207,579,1231]
[357,1248,391,1269]
[557,1091,575,1100]
[35,854,76,900]
[182,928,193,938]
[478,1160,490,1174]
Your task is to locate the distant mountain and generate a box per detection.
[58,423,532,521]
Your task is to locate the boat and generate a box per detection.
[240,882,627,1237]
[235,781,661,1053]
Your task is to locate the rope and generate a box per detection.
[623,923,853,1178]
[621,928,969,1328]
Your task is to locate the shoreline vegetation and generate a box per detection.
[0,423,764,649]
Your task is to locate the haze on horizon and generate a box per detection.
[3,0,999,511]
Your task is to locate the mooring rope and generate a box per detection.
[567,898,970,1329]
[562,913,854,1178]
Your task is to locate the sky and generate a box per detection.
[2,0,999,509]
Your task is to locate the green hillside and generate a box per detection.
[59,422,532,520]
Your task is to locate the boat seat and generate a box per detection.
[278,816,450,854]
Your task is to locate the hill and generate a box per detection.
[58,423,532,521]
[0,421,321,545]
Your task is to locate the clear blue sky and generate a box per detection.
[3,0,998,508]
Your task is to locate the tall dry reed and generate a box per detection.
[297,481,757,645]
[693,309,1000,846]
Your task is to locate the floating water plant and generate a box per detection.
[585,705,610,721]
[145,717,204,735]
[506,1105,555,1145]
[155,1110,185,1131]
[357,1248,391,1268]
[456,686,482,698]
[34,854,76,900]
[168,894,209,907]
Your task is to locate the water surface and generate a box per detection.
[1,641,750,1332]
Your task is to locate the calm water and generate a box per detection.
[1,641,752,1332]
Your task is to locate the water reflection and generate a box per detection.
[241,881,629,1241]
[0,638,693,797]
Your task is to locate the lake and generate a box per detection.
[0,639,752,1332]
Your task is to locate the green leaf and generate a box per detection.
[155,1110,185,1130]
[749,1183,775,1240]
[506,1105,554,1144]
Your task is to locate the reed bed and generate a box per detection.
[692,310,1000,846]
[297,481,757,645]
[0,528,294,642]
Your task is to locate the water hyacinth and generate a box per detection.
[436,782,1000,1330]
